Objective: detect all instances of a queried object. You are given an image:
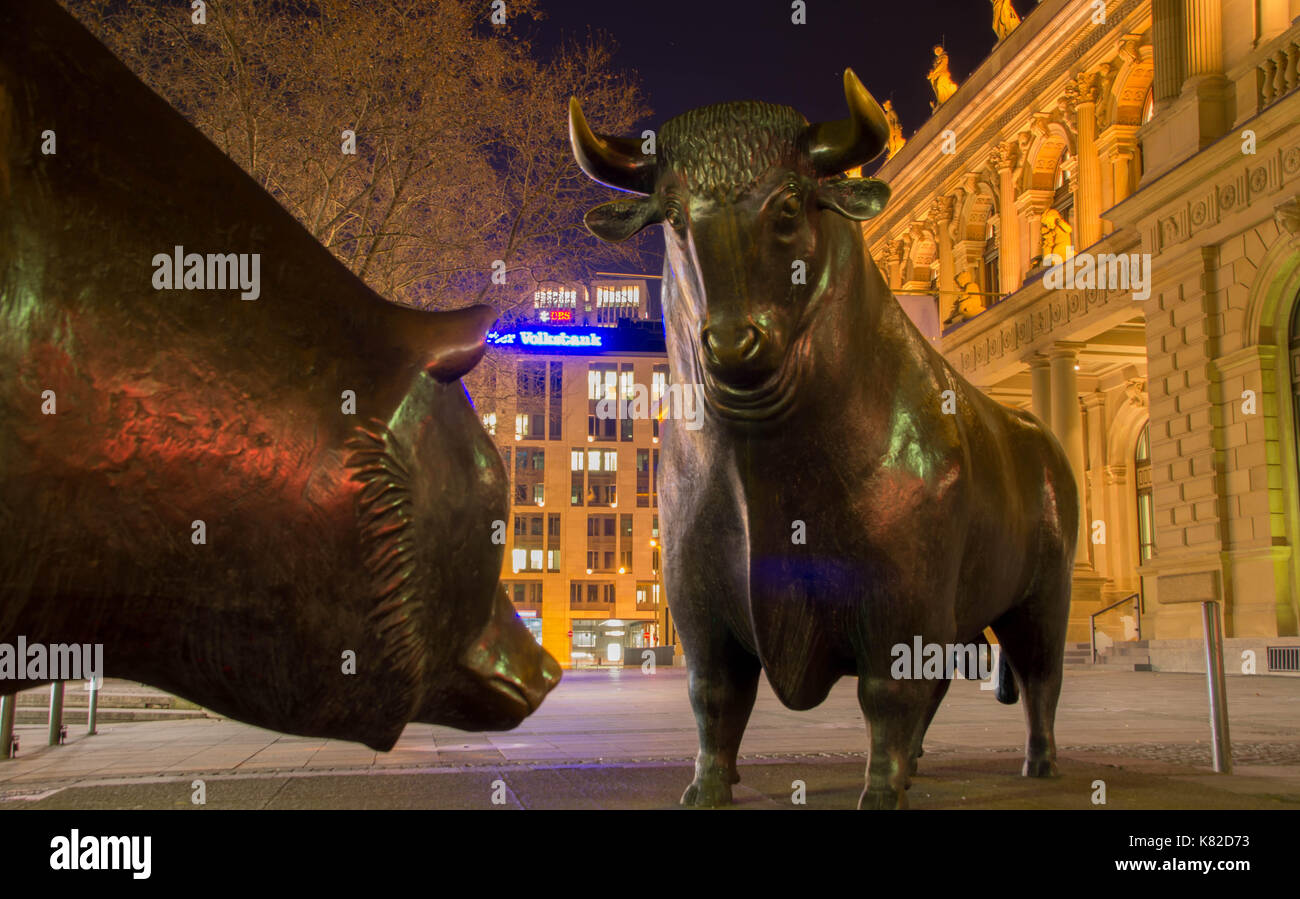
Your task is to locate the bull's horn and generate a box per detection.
[803,69,890,176]
[568,97,656,195]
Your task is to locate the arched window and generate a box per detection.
[982,217,1000,298]
[1052,158,1074,226]
[1135,422,1154,562]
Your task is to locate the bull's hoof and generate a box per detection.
[857,787,908,810]
[1022,757,1060,778]
[680,776,734,808]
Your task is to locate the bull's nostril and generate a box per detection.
[702,323,764,368]
[701,326,721,363]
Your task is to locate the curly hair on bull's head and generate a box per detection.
[658,102,812,202]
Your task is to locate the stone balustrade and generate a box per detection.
[1257,24,1300,112]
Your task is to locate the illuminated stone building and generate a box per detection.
[866,0,1300,670]
[477,278,678,668]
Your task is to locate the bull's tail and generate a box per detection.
[995,648,1019,705]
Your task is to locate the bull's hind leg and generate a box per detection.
[908,677,950,776]
[680,631,761,807]
[991,574,1070,778]
[857,675,947,809]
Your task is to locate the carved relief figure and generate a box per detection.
[1040,207,1073,262]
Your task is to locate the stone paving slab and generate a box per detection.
[6,754,1298,810]
[2,668,1298,808]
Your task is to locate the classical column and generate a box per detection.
[1182,0,1231,145]
[886,238,906,290]
[932,197,957,322]
[991,143,1022,295]
[1081,391,1108,573]
[1072,73,1103,250]
[1152,0,1185,104]
[1050,342,1091,565]
[1183,0,1223,84]
[1029,355,1052,427]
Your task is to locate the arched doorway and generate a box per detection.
[1134,420,1153,613]
[1291,301,1300,490]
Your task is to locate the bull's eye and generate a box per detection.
[664,203,686,232]
[779,192,801,218]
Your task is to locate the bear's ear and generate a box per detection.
[814,177,891,221]
[584,196,663,243]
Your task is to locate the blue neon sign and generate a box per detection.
[484,321,665,355]
[487,328,603,350]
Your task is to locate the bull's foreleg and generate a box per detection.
[680,635,761,808]
[856,675,947,809]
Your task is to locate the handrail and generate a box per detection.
[1090,592,1141,665]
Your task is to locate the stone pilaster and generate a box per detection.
[990,142,1022,295]
[931,197,957,322]
[1029,354,1052,429]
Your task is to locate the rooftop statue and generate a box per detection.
[884,100,907,159]
[928,46,959,109]
[992,0,1023,41]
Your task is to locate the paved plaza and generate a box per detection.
[2,668,1299,809]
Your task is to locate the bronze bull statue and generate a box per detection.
[0,0,559,749]
[570,70,1078,808]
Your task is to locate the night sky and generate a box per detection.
[527,0,1032,281]
[529,0,1026,155]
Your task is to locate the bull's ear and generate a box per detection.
[583,196,662,243]
[815,177,890,221]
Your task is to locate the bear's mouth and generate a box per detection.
[484,676,533,713]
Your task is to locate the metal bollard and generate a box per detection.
[47,681,65,747]
[0,694,15,759]
[1201,600,1232,774]
[87,678,100,736]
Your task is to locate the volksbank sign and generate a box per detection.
[489,329,604,349]
[485,322,665,355]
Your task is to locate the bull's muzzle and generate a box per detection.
[700,320,774,387]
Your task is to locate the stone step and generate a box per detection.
[1090,661,1154,672]
[9,681,200,711]
[13,706,208,725]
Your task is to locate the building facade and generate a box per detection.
[866,0,1300,670]
[476,278,678,668]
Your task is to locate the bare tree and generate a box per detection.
[62,0,650,318]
